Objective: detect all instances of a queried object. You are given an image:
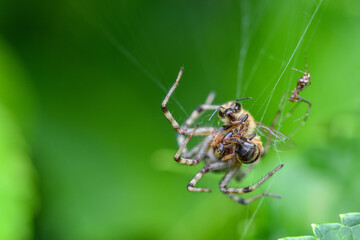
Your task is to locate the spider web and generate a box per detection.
[82,0,326,238]
[79,8,190,118]
[237,1,324,239]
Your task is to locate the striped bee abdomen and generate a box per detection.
[235,141,261,164]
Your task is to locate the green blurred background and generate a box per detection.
[0,0,359,239]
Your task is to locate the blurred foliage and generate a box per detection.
[0,0,359,239]
[0,105,37,240]
[0,39,37,239]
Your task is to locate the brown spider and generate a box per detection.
[161,68,292,204]
[279,67,312,122]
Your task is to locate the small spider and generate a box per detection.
[279,67,312,122]
[161,68,292,204]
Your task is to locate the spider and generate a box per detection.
[161,68,292,204]
[279,67,312,123]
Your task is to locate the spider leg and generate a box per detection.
[268,91,311,141]
[220,165,283,204]
[181,139,205,158]
[282,96,311,138]
[278,92,311,123]
[221,153,236,162]
[161,68,215,136]
[220,164,284,194]
[226,192,281,205]
[187,161,229,192]
[174,127,214,166]
[180,129,216,159]
[287,97,312,137]
[177,91,218,154]
[293,97,311,122]
[184,92,218,128]
[270,91,297,129]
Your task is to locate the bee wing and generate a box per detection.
[255,121,296,152]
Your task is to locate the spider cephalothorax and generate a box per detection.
[290,71,311,102]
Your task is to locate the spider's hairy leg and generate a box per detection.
[180,139,205,159]
[183,92,218,128]
[293,97,311,122]
[174,126,214,166]
[187,161,229,192]
[273,91,311,128]
[226,192,281,205]
[221,154,236,162]
[177,91,218,154]
[161,68,215,136]
[275,97,311,137]
[220,166,282,205]
[220,164,284,193]
[219,164,283,204]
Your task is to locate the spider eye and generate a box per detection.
[234,103,241,112]
[218,110,225,118]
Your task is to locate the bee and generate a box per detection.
[162,68,292,204]
[210,99,263,165]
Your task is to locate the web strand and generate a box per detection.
[96,24,189,116]
[236,0,251,99]
[258,0,322,125]
[240,1,323,239]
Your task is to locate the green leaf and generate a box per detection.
[279,236,317,240]
[312,223,352,240]
[340,213,360,227]
[280,213,360,240]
